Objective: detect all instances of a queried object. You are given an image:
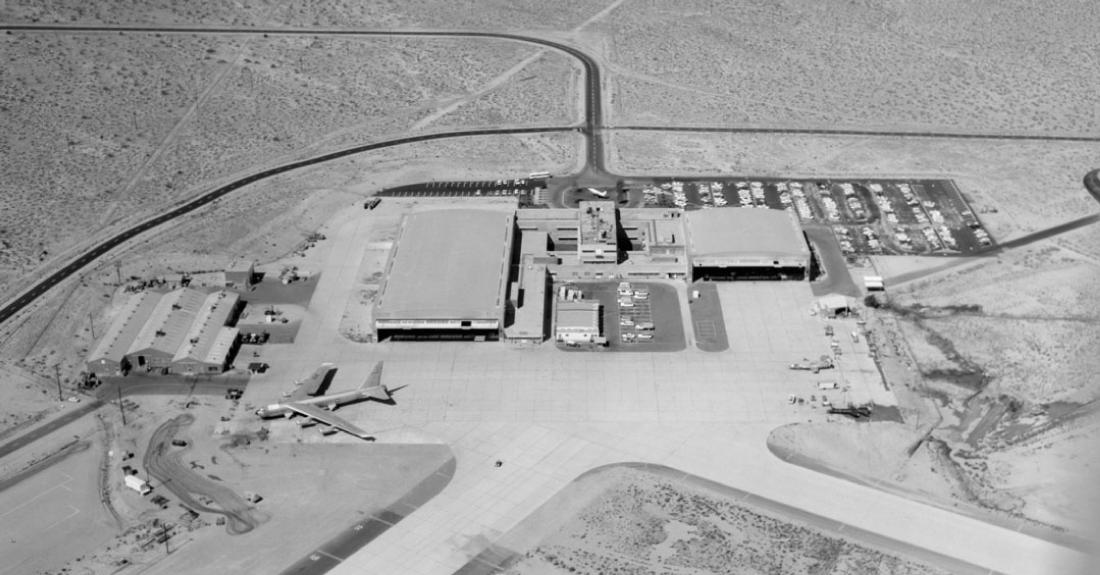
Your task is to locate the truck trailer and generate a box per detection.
[125,475,152,495]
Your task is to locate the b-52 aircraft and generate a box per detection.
[256,362,391,440]
[788,355,835,374]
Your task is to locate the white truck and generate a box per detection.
[817,381,839,390]
[125,475,152,495]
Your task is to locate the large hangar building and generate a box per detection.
[374,209,515,341]
[686,209,810,280]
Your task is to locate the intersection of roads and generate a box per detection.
[0,22,1098,575]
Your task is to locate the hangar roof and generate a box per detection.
[87,291,163,364]
[375,209,514,321]
[686,209,809,260]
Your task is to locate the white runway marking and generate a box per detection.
[0,483,73,519]
[45,506,81,530]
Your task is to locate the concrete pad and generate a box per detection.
[235,204,1089,575]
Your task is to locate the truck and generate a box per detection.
[817,381,838,390]
[586,187,608,198]
[125,475,152,495]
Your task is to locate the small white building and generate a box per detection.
[555,300,602,344]
[125,475,151,495]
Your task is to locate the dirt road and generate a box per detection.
[144,414,263,534]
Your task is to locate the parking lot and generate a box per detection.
[639,178,992,255]
[558,281,685,352]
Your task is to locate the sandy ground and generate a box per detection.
[0,130,579,427]
[497,465,955,575]
[0,27,581,297]
[607,132,1100,249]
[30,388,454,575]
[771,236,1100,537]
[593,1,1100,136]
[0,127,576,575]
[0,414,116,575]
[0,0,606,31]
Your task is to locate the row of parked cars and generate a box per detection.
[617,282,654,343]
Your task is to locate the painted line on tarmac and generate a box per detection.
[43,505,81,530]
[313,549,344,562]
[0,482,76,519]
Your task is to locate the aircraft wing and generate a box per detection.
[288,364,334,401]
[285,402,373,440]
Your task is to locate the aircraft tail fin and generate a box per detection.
[359,362,390,401]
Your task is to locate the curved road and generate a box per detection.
[1085,169,1100,203]
[0,24,605,172]
[0,126,576,326]
[0,23,608,325]
[0,21,1096,575]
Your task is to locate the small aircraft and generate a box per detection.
[788,355,835,373]
[256,362,391,440]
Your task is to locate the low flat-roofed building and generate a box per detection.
[555,300,602,344]
[127,288,209,370]
[86,288,241,375]
[86,291,164,375]
[504,256,549,343]
[171,291,242,373]
[686,209,810,280]
[375,209,515,341]
[224,260,255,289]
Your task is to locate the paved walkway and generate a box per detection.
[245,205,1095,575]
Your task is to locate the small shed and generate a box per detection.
[817,294,855,317]
[555,300,602,344]
[225,261,255,289]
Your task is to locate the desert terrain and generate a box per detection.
[0,27,581,299]
[495,465,961,575]
[0,1,1097,574]
[594,0,1100,135]
[0,130,580,437]
[0,0,602,31]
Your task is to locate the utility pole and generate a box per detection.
[162,523,170,555]
[114,261,122,286]
[117,385,127,426]
[88,311,96,340]
[53,364,63,402]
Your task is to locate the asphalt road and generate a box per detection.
[0,401,103,461]
[0,24,609,327]
[0,126,573,327]
[0,379,236,469]
[617,125,1100,143]
[803,226,861,298]
[885,213,1100,287]
[1085,169,1100,203]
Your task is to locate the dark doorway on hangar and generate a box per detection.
[377,329,500,342]
[692,265,806,281]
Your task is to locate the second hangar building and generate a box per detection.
[373,202,810,341]
[374,209,515,341]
